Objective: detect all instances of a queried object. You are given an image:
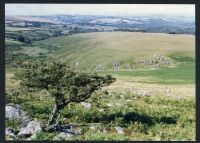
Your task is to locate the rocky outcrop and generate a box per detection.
[18,121,41,137]
[6,104,32,127]
[138,54,174,68]
[6,105,24,119]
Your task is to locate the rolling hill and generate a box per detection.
[36,32,195,70]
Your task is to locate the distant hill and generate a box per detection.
[5,16,64,25]
[6,15,195,35]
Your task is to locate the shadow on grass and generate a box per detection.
[92,111,177,127]
[124,112,177,125]
[123,112,155,125]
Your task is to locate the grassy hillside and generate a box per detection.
[5,31,195,141]
[36,32,195,70]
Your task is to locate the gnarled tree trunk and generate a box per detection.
[45,101,70,131]
[45,104,58,131]
[47,104,58,126]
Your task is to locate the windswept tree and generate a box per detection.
[15,60,115,130]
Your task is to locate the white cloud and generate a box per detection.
[5,4,195,17]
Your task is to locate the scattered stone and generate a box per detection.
[137,90,148,96]
[114,126,124,134]
[108,92,113,96]
[80,102,91,109]
[90,126,96,130]
[126,87,134,92]
[18,121,41,137]
[95,64,105,71]
[6,128,15,137]
[88,123,102,132]
[103,129,107,133]
[166,90,171,93]
[112,62,120,70]
[106,103,113,107]
[53,132,73,141]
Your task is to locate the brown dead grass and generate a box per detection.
[104,76,195,99]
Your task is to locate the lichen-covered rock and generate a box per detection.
[80,102,91,109]
[6,105,22,119]
[6,127,15,137]
[5,128,17,140]
[53,132,73,140]
[18,121,41,137]
[106,103,113,107]
[6,104,32,127]
[21,116,32,127]
[114,126,124,134]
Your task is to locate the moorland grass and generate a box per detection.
[100,62,195,85]
[6,90,195,141]
[36,32,194,70]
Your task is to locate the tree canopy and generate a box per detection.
[16,60,115,129]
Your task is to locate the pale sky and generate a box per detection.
[5,4,195,17]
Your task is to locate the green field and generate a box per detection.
[100,62,195,84]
